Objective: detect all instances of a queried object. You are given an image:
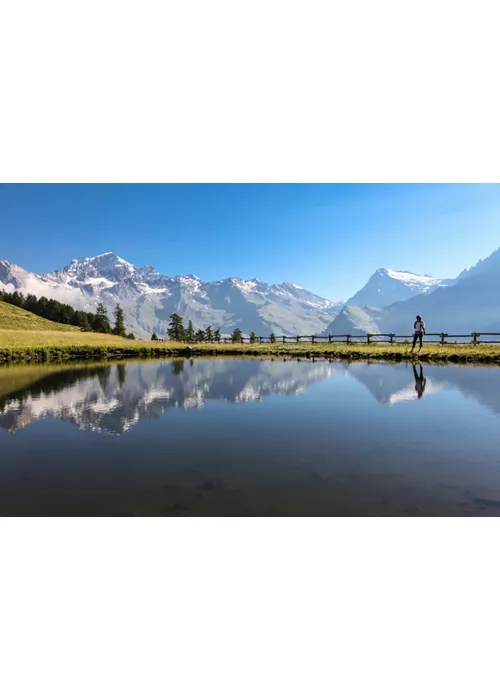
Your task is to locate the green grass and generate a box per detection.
[0,300,77,332]
[2,327,500,364]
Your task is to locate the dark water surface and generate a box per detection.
[1,357,500,516]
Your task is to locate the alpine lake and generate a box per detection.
[1,356,500,516]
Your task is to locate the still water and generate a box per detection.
[1,357,500,516]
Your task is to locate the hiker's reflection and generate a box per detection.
[412,364,426,399]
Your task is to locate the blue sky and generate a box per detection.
[1,184,499,300]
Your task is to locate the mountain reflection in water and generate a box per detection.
[2,358,500,516]
[3,359,500,435]
[0,359,336,435]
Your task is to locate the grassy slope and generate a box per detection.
[2,327,500,364]
[0,300,75,332]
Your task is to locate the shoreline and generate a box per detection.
[2,338,500,365]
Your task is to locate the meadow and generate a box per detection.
[2,327,500,364]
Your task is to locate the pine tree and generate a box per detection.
[80,317,92,332]
[205,325,214,342]
[0,288,98,331]
[249,331,256,344]
[270,332,276,344]
[113,303,127,336]
[195,329,205,342]
[127,332,136,340]
[231,328,243,343]
[167,313,186,341]
[214,328,221,343]
[94,303,111,334]
[25,294,38,313]
[186,320,195,342]
[151,332,158,341]
[10,291,23,308]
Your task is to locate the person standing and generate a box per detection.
[411,315,425,351]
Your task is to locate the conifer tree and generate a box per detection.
[195,329,205,342]
[231,328,243,343]
[167,313,186,341]
[270,332,276,344]
[80,317,92,332]
[186,320,195,342]
[151,332,158,341]
[249,331,256,344]
[94,303,111,334]
[214,328,221,343]
[113,303,126,337]
[205,325,214,342]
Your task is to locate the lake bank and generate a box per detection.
[2,328,500,364]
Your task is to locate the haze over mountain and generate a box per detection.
[0,253,342,338]
[325,245,500,337]
[345,268,449,308]
[3,243,500,339]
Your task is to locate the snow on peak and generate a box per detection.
[385,268,441,283]
[92,253,135,269]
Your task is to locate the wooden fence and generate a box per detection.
[157,333,500,345]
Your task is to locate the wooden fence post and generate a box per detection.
[297,335,300,343]
[283,336,286,344]
[328,335,332,343]
[472,333,477,345]
[346,335,350,344]
[440,333,445,346]
[389,334,394,345]
[312,335,316,344]
[367,334,371,344]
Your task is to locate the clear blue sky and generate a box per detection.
[1,184,499,301]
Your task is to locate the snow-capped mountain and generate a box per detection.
[0,253,343,338]
[345,268,449,308]
[325,245,500,336]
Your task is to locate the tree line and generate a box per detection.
[152,313,276,344]
[150,313,224,342]
[0,289,135,338]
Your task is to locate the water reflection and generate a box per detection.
[3,358,500,437]
[2,358,500,515]
[341,360,500,414]
[412,364,426,399]
[0,359,336,435]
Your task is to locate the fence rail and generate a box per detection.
[156,332,500,345]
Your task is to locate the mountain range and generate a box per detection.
[0,253,342,338]
[2,245,500,337]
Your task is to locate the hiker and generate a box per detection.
[412,363,426,399]
[411,314,425,351]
